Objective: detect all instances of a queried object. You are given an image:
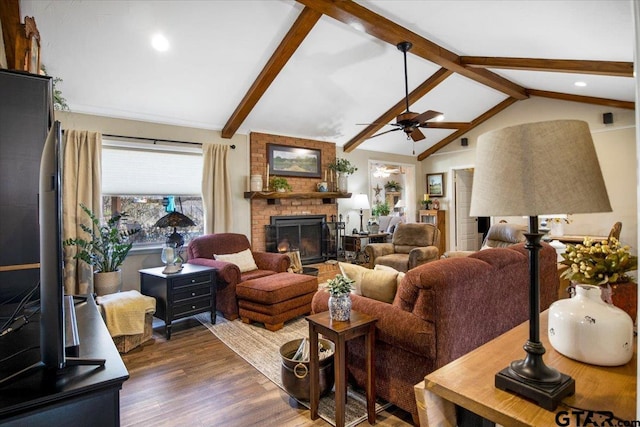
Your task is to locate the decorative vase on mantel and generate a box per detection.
[548,284,634,366]
[337,173,348,193]
[328,293,351,321]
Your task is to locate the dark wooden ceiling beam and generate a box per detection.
[297,0,528,100]
[461,57,634,77]
[527,89,635,110]
[417,97,518,161]
[343,68,453,152]
[220,7,321,139]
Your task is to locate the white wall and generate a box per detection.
[421,97,637,254]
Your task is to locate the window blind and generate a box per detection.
[101,139,203,196]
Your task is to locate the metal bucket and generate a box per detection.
[279,338,334,401]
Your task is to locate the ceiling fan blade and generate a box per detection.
[410,128,426,142]
[367,128,402,139]
[414,110,443,124]
[357,122,402,127]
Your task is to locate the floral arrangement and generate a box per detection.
[559,237,638,286]
[328,158,357,175]
[325,274,354,296]
[546,215,571,224]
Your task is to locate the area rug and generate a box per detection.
[194,313,390,427]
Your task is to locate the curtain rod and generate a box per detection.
[101,133,235,149]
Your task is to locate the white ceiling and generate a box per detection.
[21,0,635,158]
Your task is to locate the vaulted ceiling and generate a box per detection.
[21,0,635,159]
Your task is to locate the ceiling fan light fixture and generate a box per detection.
[435,114,445,121]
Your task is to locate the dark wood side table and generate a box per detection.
[139,264,216,339]
[343,233,388,264]
[306,310,378,427]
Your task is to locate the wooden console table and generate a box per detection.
[415,310,636,426]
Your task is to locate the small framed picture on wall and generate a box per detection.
[426,173,444,197]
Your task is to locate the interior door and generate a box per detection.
[454,169,479,251]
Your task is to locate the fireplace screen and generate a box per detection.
[265,215,342,264]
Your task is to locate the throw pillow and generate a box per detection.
[374,264,406,291]
[214,248,258,273]
[338,262,398,304]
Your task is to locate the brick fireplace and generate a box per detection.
[248,132,338,254]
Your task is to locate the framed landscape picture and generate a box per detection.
[267,144,322,178]
[426,173,444,197]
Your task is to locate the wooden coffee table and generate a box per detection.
[306,310,378,427]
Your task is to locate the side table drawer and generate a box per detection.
[172,273,211,288]
[174,284,211,303]
[173,297,212,318]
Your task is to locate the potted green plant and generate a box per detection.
[328,158,357,193]
[270,176,292,192]
[63,204,140,295]
[371,202,391,217]
[325,274,355,321]
[328,158,357,175]
[384,180,402,192]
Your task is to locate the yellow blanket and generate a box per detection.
[97,290,156,338]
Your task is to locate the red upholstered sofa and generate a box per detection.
[187,233,290,320]
[312,243,559,424]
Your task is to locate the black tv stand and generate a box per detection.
[0,297,128,426]
[64,357,106,367]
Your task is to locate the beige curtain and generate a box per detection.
[201,143,232,233]
[62,130,102,295]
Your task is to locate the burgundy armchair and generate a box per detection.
[187,233,290,320]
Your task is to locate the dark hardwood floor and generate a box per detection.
[119,262,414,427]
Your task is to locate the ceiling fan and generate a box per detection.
[365,41,443,142]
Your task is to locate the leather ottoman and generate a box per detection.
[236,272,318,331]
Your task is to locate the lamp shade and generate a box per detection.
[470,120,611,217]
[154,211,195,228]
[395,199,405,208]
[352,194,370,210]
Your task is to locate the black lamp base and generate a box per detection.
[495,366,575,411]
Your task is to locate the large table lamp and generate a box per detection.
[352,194,370,234]
[469,120,611,410]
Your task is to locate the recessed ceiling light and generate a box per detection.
[574,81,587,87]
[151,33,170,52]
[435,114,445,121]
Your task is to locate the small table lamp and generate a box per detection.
[470,120,611,410]
[352,194,370,234]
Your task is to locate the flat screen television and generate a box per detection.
[38,120,104,372]
[39,120,66,369]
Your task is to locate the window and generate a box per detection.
[103,196,203,248]
[101,139,204,247]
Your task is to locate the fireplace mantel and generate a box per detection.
[244,191,352,205]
